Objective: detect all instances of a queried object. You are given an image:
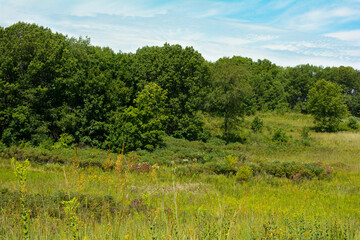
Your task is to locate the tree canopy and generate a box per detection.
[307,79,349,132]
[1,22,360,150]
[207,57,252,143]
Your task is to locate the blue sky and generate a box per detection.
[1,0,360,69]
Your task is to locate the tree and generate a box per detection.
[130,43,210,140]
[284,64,321,111]
[107,82,168,152]
[207,58,252,143]
[0,22,71,144]
[307,79,348,132]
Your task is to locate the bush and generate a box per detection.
[174,164,206,177]
[205,155,239,175]
[130,163,153,173]
[235,165,253,181]
[272,128,288,143]
[0,141,6,153]
[0,146,67,164]
[347,117,359,130]
[52,133,74,149]
[260,161,331,180]
[225,130,247,143]
[300,127,311,146]
[251,116,264,133]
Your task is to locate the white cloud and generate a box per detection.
[285,6,360,31]
[70,1,167,17]
[343,49,360,57]
[266,0,295,10]
[0,0,360,70]
[325,30,360,43]
[221,18,284,33]
[247,34,278,42]
[262,44,299,52]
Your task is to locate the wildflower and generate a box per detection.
[124,234,131,239]
[293,173,302,180]
[325,166,333,174]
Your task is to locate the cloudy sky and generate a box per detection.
[1,0,360,69]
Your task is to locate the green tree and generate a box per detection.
[320,66,360,95]
[131,43,210,140]
[284,64,321,111]
[348,92,360,117]
[107,82,168,152]
[207,58,252,143]
[0,22,70,144]
[307,79,348,132]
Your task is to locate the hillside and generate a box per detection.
[1,113,360,239]
[1,22,360,239]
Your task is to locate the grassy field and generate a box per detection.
[1,113,360,239]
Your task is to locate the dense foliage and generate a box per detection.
[307,80,349,132]
[1,22,360,150]
[207,57,252,143]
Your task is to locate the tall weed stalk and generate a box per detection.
[12,158,31,240]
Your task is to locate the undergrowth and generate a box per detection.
[0,113,359,239]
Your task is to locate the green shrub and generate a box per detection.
[260,161,330,180]
[0,141,6,153]
[300,127,312,146]
[205,155,238,175]
[207,137,226,146]
[251,116,264,133]
[52,133,74,149]
[347,117,359,130]
[174,164,206,177]
[235,165,253,181]
[300,127,310,139]
[272,128,288,143]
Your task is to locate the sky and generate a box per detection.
[0,0,360,69]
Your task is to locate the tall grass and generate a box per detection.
[0,113,359,239]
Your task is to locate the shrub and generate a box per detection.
[223,129,247,143]
[251,116,264,133]
[235,165,253,181]
[205,155,239,175]
[272,128,288,143]
[300,127,310,139]
[300,127,311,146]
[52,133,74,149]
[260,161,331,180]
[130,163,153,173]
[347,117,359,130]
[174,164,206,177]
[0,141,5,153]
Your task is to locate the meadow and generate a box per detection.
[1,113,360,239]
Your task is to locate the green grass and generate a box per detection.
[1,113,360,239]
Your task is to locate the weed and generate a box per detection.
[62,197,79,240]
[12,158,31,240]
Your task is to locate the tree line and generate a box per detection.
[1,22,359,151]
